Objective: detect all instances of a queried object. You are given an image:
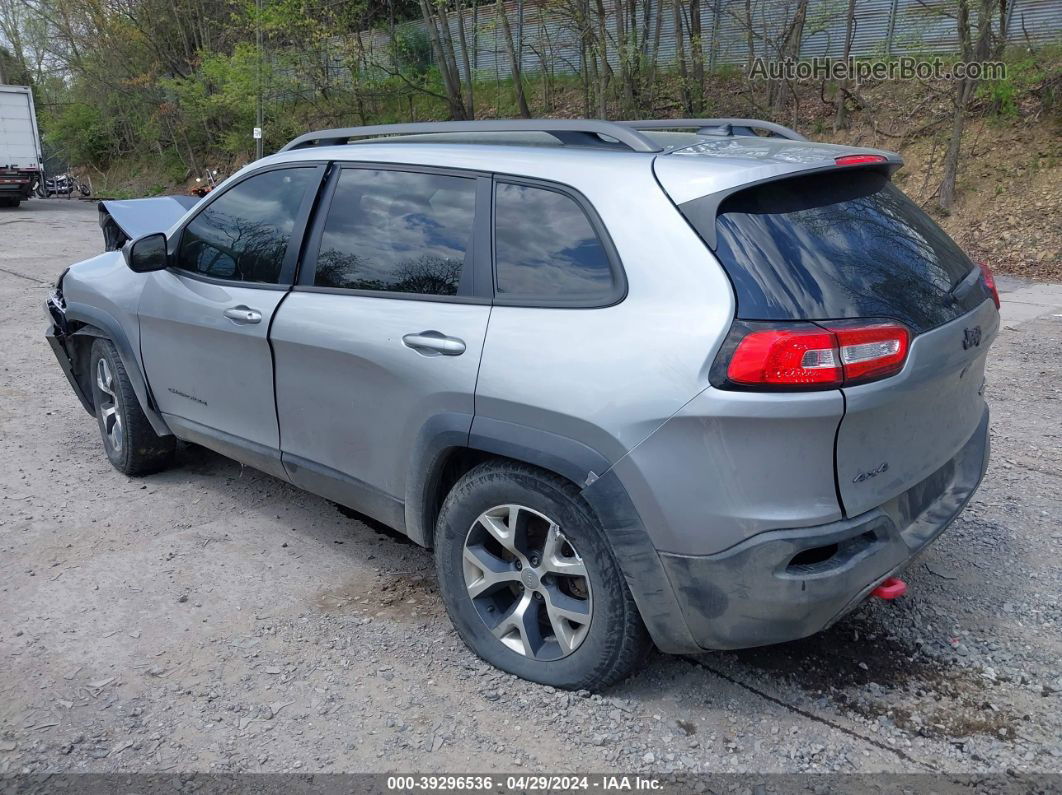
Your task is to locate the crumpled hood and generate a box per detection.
[98,195,201,250]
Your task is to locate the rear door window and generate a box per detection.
[310,168,476,297]
[680,170,989,333]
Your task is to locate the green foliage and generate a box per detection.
[0,46,32,85]
[44,102,114,169]
[983,77,1018,118]
[978,47,1055,119]
[162,44,261,157]
[393,26,433,77]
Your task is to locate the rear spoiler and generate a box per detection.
[99,195,201,251]
[665,158,902,249]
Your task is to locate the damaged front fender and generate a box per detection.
[45,281,95,416]
[44,271,172,436]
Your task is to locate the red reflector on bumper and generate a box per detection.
[871,577,907,600]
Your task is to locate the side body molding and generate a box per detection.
[64,301,172,437]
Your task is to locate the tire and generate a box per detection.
[435,460,651,690]
[88,338,175,476]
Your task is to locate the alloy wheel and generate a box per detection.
[463,504,593,661]
[96,357,123,453]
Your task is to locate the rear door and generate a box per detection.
[138,164,322,477]
[680,167,998,516]
[270,164,490,528]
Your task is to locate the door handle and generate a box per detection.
[402,331,466,356]
[223,305,262,325]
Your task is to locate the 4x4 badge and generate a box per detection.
[963,326,982,349]
[853,462,889,483]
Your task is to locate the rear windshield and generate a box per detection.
[680,170,988,333]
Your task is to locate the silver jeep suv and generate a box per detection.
[46,119,999,690]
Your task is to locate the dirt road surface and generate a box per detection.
[1,200,1060,776]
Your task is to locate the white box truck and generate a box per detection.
[0,85,44,207]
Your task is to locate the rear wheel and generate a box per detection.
[89,338,175,476]
[435,461,650,690]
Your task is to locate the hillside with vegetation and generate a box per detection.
[1,0,1059,279]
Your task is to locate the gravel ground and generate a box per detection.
[1,199,1060,777]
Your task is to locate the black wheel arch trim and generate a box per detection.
[406,413,701,653]
[63,301,173,437]
[403,412,477,547]
[580,469,701,653]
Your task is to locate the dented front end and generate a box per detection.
[44,269,95,416]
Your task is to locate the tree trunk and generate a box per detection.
[768,0,807,115]
[688,0,704,114]
[592,0,612,116]
[420,0,468,119]
[744,0,755,72]
[939,0,1004,210]
[498,0,531,116]
[645,0,664,107]
[674,0,691,114]
[454,0,476,116]
[833,0,857,131]
[939,77,973,210]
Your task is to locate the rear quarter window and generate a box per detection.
[680,169,990,333]
[493,181,622,306]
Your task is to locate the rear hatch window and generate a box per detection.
[679,169,990,333]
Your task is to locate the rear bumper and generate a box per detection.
[656,406,990,651]
[0,173,34,198]
[0,185,31,198]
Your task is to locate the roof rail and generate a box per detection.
[617,118,807,142]
[278,120,664,154]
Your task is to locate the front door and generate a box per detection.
[270,164,490,527]
[138,165,322,476]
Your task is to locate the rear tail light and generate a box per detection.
[978,261,1000,309]
[726,326,841,387]
[829,320,910,383]
[715,320,910,391]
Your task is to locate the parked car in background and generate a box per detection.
[0,84,44,208]
[45,119,999,690]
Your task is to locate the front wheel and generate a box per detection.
[89,338,175,476]
[435,461,651,690]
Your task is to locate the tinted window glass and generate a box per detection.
[177,168,315,284]
[313,169,475,296]
[494,183,614,300]
[682,170,988,333]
